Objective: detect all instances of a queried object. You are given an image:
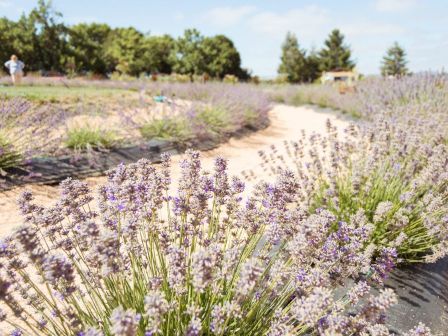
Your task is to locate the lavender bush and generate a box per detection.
[254,73,448,263]
[0,98,66,172]
[0,151,429,335]
[122,82,270,145]
[1,81,270,168]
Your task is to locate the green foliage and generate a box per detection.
[69,23,113,74]
[381,42,409,77]
[304,48,321,83]
[278,32,307,83]
[318,29,355,72]
[202,35,244,79]
[1,2,245,79]
[170,29,206,77]
[196,106,231,137]
[170,29,248,80]
[0,133,22,170]
[222,74,238,83]
[142,35,175,74]
[104,27,147,76]
[0,85,134,104]
[139,118,191,142]
[311,162,437,261]
[65,126,118,151]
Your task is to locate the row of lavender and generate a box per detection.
[0,82,270,176]
[259,73,448,263]
[1,74,445,334]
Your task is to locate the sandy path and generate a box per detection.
[0,104,350,236]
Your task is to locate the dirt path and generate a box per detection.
[0,104,350,236]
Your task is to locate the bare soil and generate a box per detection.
[0,104,350,236]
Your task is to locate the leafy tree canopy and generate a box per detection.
[1,2,248,79]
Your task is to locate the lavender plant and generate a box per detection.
[255,73,448,263]
[0,97,67,173]
[0,151,429,335]
[65,126,119,151]
[124,83,270,145]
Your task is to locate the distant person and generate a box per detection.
[4,55,25,85]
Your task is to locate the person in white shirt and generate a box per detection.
[4,55,25,85]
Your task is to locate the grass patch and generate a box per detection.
[64,126,119,151]
[0,85,135,104]
[196,106,231,136]
[0,133,22,170]
[139,117,191,142]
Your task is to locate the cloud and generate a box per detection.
[173,11,184,21]
[204,5,257,26]
[247,5,329,39]
[0,0,11,8]
[374,0,419,12]
[341,22,406,37]
[66,16,100,24]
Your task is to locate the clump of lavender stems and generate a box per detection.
[0,151,429,335]
[253,73,448,263]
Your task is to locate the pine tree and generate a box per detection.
[318,29,355,72]
[304,47,321,83]
[381,42,409,77]
[278,32,307,83]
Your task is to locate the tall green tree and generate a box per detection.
[104,27,146,76]
[318,29,355,72]
[141,35,175,74]
[69,23,113,74]
[202,35,244,78]
[278,32,307,83]
[1,3,247,78]
[304,47,321,83]
[171,29,207,76]
[28,0,69,72]
[380,42,409,77]
[0,18,19,68]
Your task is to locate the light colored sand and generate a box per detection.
[0,104,350,236]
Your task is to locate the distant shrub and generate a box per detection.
[196,106,231,138]
[65,126,119,151]
[223,74,238,84]
[0,98,66,174]
[139,117,192,142]
[171,73,191,83]
[0,133,22,171]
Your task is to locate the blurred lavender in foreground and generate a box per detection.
[0,151,429,335]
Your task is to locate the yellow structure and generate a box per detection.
[321,70,359,85]
[321,70,359,94]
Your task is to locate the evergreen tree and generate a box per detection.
[278,32,307,83]
[304,47,321,83]
[381,42,409,77]
[318,29,355,72]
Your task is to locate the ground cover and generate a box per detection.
[0,80,270,186]
[0,74,446,334]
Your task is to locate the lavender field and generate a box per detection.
[0,73,445,335]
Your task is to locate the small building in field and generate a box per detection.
[320,70,359,85]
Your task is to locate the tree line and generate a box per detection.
[0,0,249,79]
[278,29,409,83]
